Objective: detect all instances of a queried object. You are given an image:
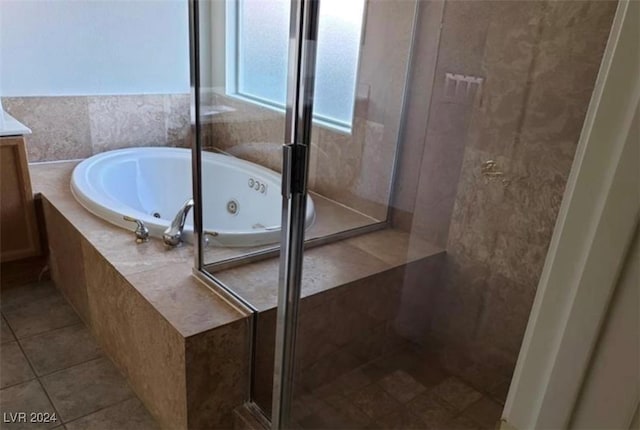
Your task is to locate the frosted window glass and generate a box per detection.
[237,0,290,104]
[235,0,365,128]
[314,0,365,124]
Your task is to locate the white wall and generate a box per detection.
[0,0,190,96]
[570,222,640,429]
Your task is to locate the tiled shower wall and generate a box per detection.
[2,94,190,163]
[395,0,617,367]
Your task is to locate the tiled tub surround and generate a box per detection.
[391,0,618,369]
[30,162,251,430]
[2,94,191,162]
[31,161,492,428]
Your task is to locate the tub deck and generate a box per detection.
[30,160,444,429]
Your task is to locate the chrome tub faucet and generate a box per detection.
[163,198,194,247]
[123,215,149,243]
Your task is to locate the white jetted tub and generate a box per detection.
[71,147,315,247]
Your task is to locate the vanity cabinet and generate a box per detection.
[0,136,40,262]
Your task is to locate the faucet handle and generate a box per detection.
[123,216,149,244]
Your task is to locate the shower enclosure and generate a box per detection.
[189,0,617,427]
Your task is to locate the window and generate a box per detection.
[226,0,366,131]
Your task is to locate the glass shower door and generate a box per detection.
[271,0,421,427]
[269,0,618,428]
[272,0,320,427]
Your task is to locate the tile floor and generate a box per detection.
[1,281,506,430]
[292,343,507,429]
[0,281,158,430]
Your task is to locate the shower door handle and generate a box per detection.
[282,143,308,198]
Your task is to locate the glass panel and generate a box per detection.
[196,0,389,271]
[228,0,421,420]
[282,0,618,428]
[195,0,616,426]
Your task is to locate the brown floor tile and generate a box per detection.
[0,380,59,429]
[291,393,332,423]
[2,316,16,344]
[379,370,427,403]
[40,357,133,422]
[406,392,454,428]
[371,349,417,375]
[1,282,58,310]
[431,377,483,412]
[350,384,402,420]
[1,341,36,388]
[488,380,511,405]
[2,288,80,339]
[359,360,394,381]
[462,397,503,429]
[296,412,333,429]
[374,347,449,389]
[446,416,482,430]
[405,360,449,389]
[323,393,372,428]
[20,324,103,376]
[295,401,348,430]
[315,368,373,398]
[297,403,368,430]
[373,408,429,429]
[437,347,475,377]
[65,398,158,430]
[457,362,510,393]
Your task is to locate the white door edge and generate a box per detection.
[502,1,640,428]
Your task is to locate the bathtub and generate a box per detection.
[70,147,315,247]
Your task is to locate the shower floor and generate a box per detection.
[291,342,509,429]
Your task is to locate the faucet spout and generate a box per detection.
[163,198,194,247]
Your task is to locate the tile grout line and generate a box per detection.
[61,394,137,427]
[1,311,65,425]
[3,315,137,426]
[32,354,107,380]
[305,341,503,428]
[2,288,156,428]
[2,313,103,380]
[3,319,83,343]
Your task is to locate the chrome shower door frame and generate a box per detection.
[271,0,320,428]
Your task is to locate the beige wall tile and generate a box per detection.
[4,94,190,163]
[3,97,92,162]
[42,199,91,324]
[398,0,617,369]
[87,95,166,153]
[125,262,244,338]
[185,319,250,429]
[81,240,188,430]
[166,94,191,148]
